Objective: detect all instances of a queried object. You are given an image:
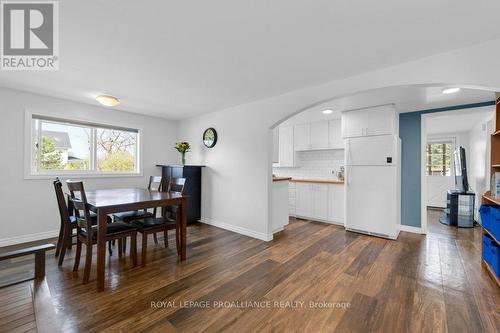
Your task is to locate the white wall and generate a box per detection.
[469,115,494,219]
[273,150,344,181]
[0,88,178,246]
[178,39,500,240]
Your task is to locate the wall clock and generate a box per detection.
[203,128,217,148]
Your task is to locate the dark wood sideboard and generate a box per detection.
[157,165,205,224]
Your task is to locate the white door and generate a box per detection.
[345,165,398,238]
[295,183,312,217]
[328,119,343,149]
[328,185,344,224]
[346,135,398,166]
[279,126,294,167]
[294,123,310,151]
[310,122,329,150]
[312,184,329,220]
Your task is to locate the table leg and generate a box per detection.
[96,209,107,291]
[180,198,187,260]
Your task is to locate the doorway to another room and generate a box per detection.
[422,106,495,232]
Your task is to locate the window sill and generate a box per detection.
[24,172,143,180]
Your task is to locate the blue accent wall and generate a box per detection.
[399,101,495,228]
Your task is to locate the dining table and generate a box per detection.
[82,188,188,292]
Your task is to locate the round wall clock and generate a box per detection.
[203,128,217,148]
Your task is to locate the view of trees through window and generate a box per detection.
[32,118,138,174]
[426,142,452,176]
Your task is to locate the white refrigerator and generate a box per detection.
[344,134,401,239]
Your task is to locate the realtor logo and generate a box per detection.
[1,1,59,70]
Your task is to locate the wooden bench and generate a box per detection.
[0,244,55,288]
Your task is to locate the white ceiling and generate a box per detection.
[281,86,494,126]
[426,106,494,134]
[1,1,500,119]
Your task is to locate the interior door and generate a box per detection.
[345,165,397,237]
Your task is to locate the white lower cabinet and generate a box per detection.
[328,185,344,224]
[294,182,344,224]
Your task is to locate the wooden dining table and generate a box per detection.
[83,188,188,291]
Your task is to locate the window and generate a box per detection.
[30,114,140,176]
[426,142,452,176]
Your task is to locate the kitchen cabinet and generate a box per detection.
[328,185,344,224]
[294,121,329,151]
[295,183,312,217]
[311,184,329,220]
[278,126,295,167]
[272,127,279,163]
[328,119,343,149]
[342,105,397,139]
[309,122,329,150]
[294,123,310,151]
[293,182,344,224]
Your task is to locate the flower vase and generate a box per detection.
[181,152,186,165]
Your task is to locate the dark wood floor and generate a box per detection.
[1,210,499,332]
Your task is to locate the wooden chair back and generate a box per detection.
[53,178,70,227]
[66,180,93,233]
[148,176,163,191]
[167,177,186,194]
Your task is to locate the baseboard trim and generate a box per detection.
[199,218,273,242]
[400,225,426,234]
[0,230,59,247]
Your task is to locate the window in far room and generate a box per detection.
[426,142,452,176]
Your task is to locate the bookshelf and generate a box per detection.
[481,96,500,287]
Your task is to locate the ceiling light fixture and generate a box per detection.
[322,109,333,114]
[96,94,120,107]
[442,87,461,94]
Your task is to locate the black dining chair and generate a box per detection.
[67,180,138,284]
[112,176,163,223]
[132,177,186,266]
[53,178,112,266]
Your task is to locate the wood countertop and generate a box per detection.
[290,178,344,184]
[272,177,292,182]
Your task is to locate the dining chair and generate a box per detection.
[112,176,163,223]
[66,180,138,284]
[132,177,186,266]
[53,178,112,266]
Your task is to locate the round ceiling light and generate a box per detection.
[96,94,120,107]
[442,87,461,94]
[322,109,333,114]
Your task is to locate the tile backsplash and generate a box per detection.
[273,149,344,180]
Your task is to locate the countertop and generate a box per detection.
[289,178,344,184]
[273,177,292,182]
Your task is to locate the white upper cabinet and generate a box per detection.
[294,121,329,151]
[309,122,329,150]
[272,127,279,163]
[341,105,398,139]
[328,119,343,149]
[294,123,311,151]
[278,126,294,167]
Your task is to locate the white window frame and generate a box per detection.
[425,136,456,177]
[24,110,143,179]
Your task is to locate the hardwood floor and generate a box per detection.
[0,210,499,332]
